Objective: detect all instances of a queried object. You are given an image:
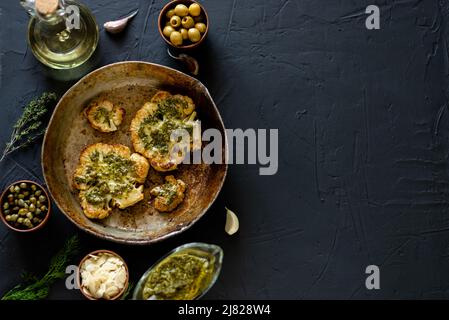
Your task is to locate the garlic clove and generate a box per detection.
[167,49,199,76]
[225,207,239,235]
[104,9,138,34]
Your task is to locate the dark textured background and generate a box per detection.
[1,0,449,299]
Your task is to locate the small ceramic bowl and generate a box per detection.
[78,250,129,300]
[158,0,209,50]
[132,242,223,300]
[0,180,51,233]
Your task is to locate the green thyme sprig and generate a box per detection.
[1,235,79,300]
[0,92,57,162]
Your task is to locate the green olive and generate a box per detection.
[166,9,175,19]
[19,183,27,189]
[180,28,188,40]
[195,22,206,33]
[174,4,189,17]
[3,202,9,210]
[189,3,201,16]
[188,28,201,43]
[170,15,182,28]
[170,31,183,46]
[35,190,42,197]
[181,16,194,29]
[163,25,175,38]
[39,195,46,203]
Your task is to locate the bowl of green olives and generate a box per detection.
[0,180,51,232]
[158,0,209,49]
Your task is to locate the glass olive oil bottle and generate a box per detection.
[20,0,99,70]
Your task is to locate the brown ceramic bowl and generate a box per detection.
[158,0,209,50]
[78,249,129,300]
[0,180,51,233]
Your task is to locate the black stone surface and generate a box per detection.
[1,0,449,299]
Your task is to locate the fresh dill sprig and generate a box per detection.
[0,92,57,162]
[1,235,79,300]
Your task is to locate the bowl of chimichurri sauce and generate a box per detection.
[132,243,223,300]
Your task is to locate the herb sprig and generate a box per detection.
[0,92,57,162]
[1,235,79,300]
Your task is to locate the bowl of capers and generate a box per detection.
[0,180,51,232]
[158,0,209,49]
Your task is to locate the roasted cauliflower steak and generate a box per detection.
[73,143,149,219]
[130,91,200,172]
[85,99,125,133]
[150,175,187,212]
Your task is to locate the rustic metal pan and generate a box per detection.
[42,61,227,244]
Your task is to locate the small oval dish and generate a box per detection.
[0,180,51,232]
[132,242,223,300]
[78,249,129,300]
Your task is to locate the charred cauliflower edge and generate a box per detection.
[73,143,149,219]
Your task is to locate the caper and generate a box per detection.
[189,3,201,17]
[166,9,175,19]
[31,184,37,191]
[18,199,25,207]
[24,218,32,228]
[35,208,42,216]
[181,16,194,29]
[23,191,29,197]
[170,31,183,46]
[163,25,175,37]
[195,22,206,34]
[174,4,189,17]
[36,201,41,207]
[5,215,12,221]
[9,186,14,193]
[32,217,40,225]
[17,217,24,224]
[14,199,18,205]
[188,28,201,43]
[4,209,10,215]
[29,203,36,212]
[25,200,30,205]
[170,15,181,28]
[39,195,47,203]
[35,190,42,197]
[7,194,14,201]
[14,186,20,193]
[3,202,9,210]
[10,214,18,222]
[19,183,27,189]
[30,197,37,204]
[26,212,33,220]
[40,205,47,212]
[18,194,24,199]
[180,28,188,40]
[12,206,19,211]
[18,208,28,216]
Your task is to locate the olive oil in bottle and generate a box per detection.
[21,0,99,71]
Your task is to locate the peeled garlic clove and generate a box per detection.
[225,207,239,235]
[104,9,138,34]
